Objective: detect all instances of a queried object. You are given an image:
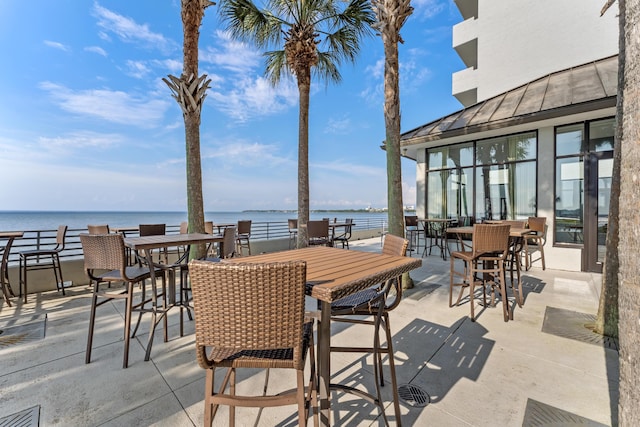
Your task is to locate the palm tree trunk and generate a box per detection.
[383,41,404,239]
[618,1,640,424]
[297,68,311,248]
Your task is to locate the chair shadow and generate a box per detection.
[327,316,494,426]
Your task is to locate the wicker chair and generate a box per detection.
[524,217,547,270]
[18,225,67,303]
[87,224,110,234]
[80,233,162,368]
[138,223,168,264]
[308,219,331,247]
[188,260,317,426]
[404,215,420,252]
[332,218,354,249]
[329,233,408,425]
[288,219,298,249]
[449,224,512,322]
[235,220,252,256]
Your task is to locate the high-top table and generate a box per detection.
[1,231,24,306]
[124,233,224,360]
[225,246,422,426]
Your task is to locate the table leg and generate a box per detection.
[318,301,331,426]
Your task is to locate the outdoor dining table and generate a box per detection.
[1,231,24,306]
[124,233,224,361]
[225,246,422,426]
[419,218,457,260]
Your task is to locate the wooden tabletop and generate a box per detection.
[224,246,421,303]
[124,233,223,250]
[0,231,24,239]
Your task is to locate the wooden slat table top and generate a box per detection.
[0,231,24,239]
[124,233,223,250]
[225,246,422,302]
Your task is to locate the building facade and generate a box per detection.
[401,0,619,272]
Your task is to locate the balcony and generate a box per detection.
[453,17,478,68]
[452,66,479,106]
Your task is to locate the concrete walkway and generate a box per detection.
[0,238,618,426]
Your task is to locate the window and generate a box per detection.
[425,132,537,221]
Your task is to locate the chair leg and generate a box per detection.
[86,281,99,364]
[372,304,390,426]
[53,253,65,295]
[297,370,307,426]
[383,312,402,426]
[123,283,134,368]
[204,368,214,427]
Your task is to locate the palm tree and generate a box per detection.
[371,0,412,236]
[371,0,413,291]
[164,0,214,259]
[218,0,374,247]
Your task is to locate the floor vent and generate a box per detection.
[0,405,40,427]
[397,384,430,408]
[522,398,608,427]
[0,315,47,349]
[541,306,618,350]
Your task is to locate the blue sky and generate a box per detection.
[0,0,464,212]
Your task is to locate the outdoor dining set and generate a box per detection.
[0,215,546,425]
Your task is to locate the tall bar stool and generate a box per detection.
[19,225,67,303]
[404,215,420,252]
[236,220,252,256]
[288,219,298,249]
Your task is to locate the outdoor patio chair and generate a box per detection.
[80,233,164,368]
[18,225,67,303]
[332,218,354,249]
[87,224,110,234]
[288,218,298,249]
[524,217,547,270]
[404,215,420,252]
[235,220,252,256]
[188,260,317,426]
[329,233,409,425]
[307,219,331,247]
[449,224,512,322]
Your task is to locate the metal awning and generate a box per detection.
[401,55,618,148]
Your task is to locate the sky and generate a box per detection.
[0,0,464,212]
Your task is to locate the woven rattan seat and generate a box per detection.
[449,224,512,322]
[189,260,317,426]
[329,233,408,425]
[80,233,164,368]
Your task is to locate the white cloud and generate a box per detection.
[39,81,170,127]
[44,40,70,52]
[93,3,175,53]
[411,0,447,20]
[324,116,352,134]
[200,31,262,74]
[204,139,293,168]
[38,131,124,149]
[85,46,107,56]
[125,60,151,79]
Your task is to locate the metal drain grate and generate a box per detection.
[397,384,430,408]
[522,398,608,427]
[541,306,618,350]
[0,405,40,427]
[0,315,47,350]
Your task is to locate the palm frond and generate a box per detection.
[314,51,341,84]
[264,50,290,85]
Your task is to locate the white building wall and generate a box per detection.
[453,0,618,106]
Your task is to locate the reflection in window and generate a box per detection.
[555,157,584,244]
[475,163,536,221]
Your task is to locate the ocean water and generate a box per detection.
[0,211,390,232]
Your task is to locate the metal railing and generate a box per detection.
[3,217,388,267]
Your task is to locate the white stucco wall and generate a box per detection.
[453,0,618,105]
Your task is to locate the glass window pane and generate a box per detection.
[555,156,584,244]
[428,143,474,170]
[557,124,584,156]
[427,171,446,217]
[590,118,615,152]
[475,162,536,221]
[476,132,536,165]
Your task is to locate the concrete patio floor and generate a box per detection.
[0,238,618,426]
